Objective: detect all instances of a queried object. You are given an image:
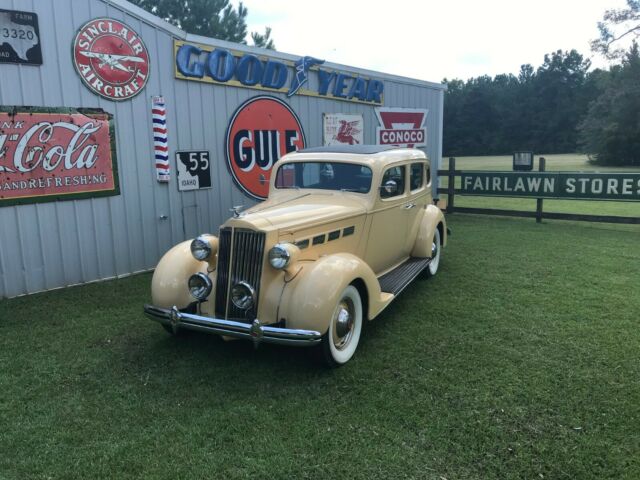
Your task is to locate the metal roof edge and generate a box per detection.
[101,0,446,91]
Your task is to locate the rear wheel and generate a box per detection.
[319,285,363,367]
[426,227,441,277]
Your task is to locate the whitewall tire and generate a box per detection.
[426,227,441,277]
[319,285,363,367]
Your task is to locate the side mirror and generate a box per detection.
[381,179,398,196]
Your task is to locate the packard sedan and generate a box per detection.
[144,145,447,366]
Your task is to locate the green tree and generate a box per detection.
[250,27,275,50]
[578,43,640,166]
[591,0,640,59]
[532,50,592,152]
[130,0,275,49]
[442,50,596,156]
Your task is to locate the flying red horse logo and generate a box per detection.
[334,120,361,145]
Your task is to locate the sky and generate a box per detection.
[239,0,628,82]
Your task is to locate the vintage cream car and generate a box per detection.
[144,145,447,366]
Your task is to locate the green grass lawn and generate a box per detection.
[440,154,640,218]
[1,214,639,479]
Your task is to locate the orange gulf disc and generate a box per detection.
[225,96,306,200]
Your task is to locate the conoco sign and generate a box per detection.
[0,107,119,206]
[225,96,305,200]
[72,18,149,101]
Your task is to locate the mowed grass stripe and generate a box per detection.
[0,214,638,479]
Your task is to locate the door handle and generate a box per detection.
[403,203,416,209]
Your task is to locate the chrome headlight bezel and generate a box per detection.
[188,272,213,301]
[268,243,293,269]
[231,281,256,310]
[190,235,212,261]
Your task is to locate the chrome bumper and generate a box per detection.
[143,304,322,347]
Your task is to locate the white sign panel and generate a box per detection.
[375,107,428,148]
[323,113,364,146]
[176,150,212,191]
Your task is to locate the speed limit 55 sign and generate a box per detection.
[176,150,211,191]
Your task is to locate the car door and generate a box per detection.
[364,164,410,274]
[404,161,429,254]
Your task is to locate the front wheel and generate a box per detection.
[318,285,363,367]
[426,227,442,277]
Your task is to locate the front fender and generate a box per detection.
[151,240,211,309]
[411,205,447,257]
[278,253,384,334]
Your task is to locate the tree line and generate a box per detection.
[443,1,640,166]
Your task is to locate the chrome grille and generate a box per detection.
[214,227,266,320]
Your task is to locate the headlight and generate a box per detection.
[190,235,212,261]
[231,282,256,310]
[268,243,294,269]
[188,273,212,301]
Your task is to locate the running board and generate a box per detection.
[378,257,432,295]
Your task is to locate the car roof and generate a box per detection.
[283,145,428,168]
[299,145,400,155]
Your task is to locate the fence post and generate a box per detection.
[447,157,455,214]
[536,157,545,223]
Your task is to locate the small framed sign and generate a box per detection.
[176,150,211,191]
[323,113,364,146]
[0,9,42,65]
[513,151,534,171]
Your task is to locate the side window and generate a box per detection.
[276,164,296,188]
[410,163,424,191]
[380,166,406,199]
[426,166,431,185]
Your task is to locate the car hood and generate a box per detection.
[232,192,367,233]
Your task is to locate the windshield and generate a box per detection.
[274,162,372,193]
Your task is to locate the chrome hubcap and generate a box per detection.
[431,241,438,258]
[332,299,355,350]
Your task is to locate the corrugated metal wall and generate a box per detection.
[0,0,444,298]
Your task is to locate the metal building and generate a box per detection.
[0,0,445,298]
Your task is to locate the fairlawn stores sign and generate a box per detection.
[174,40,384,105]
[462,172,640,201]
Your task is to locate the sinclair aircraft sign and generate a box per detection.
[72,18,150,101]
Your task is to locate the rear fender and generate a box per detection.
[411,205,447,257]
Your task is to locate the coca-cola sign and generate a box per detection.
[0,107,119,206]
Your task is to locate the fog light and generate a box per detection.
[231,281,256,310]
[188,273,212,301]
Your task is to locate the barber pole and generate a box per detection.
[152,96,170,182]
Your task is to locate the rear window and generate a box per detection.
[410,163,424,190]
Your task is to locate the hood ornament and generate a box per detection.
[230,205,245,218]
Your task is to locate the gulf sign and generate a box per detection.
[174,40,384,105]
[375,107,428,148]
[225,96,305,200]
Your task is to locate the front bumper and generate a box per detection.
[143,304,322,347]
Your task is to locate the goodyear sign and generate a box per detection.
[461,172,640,201]
[173,40,384,105]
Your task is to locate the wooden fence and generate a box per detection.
[437,157,640,225]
